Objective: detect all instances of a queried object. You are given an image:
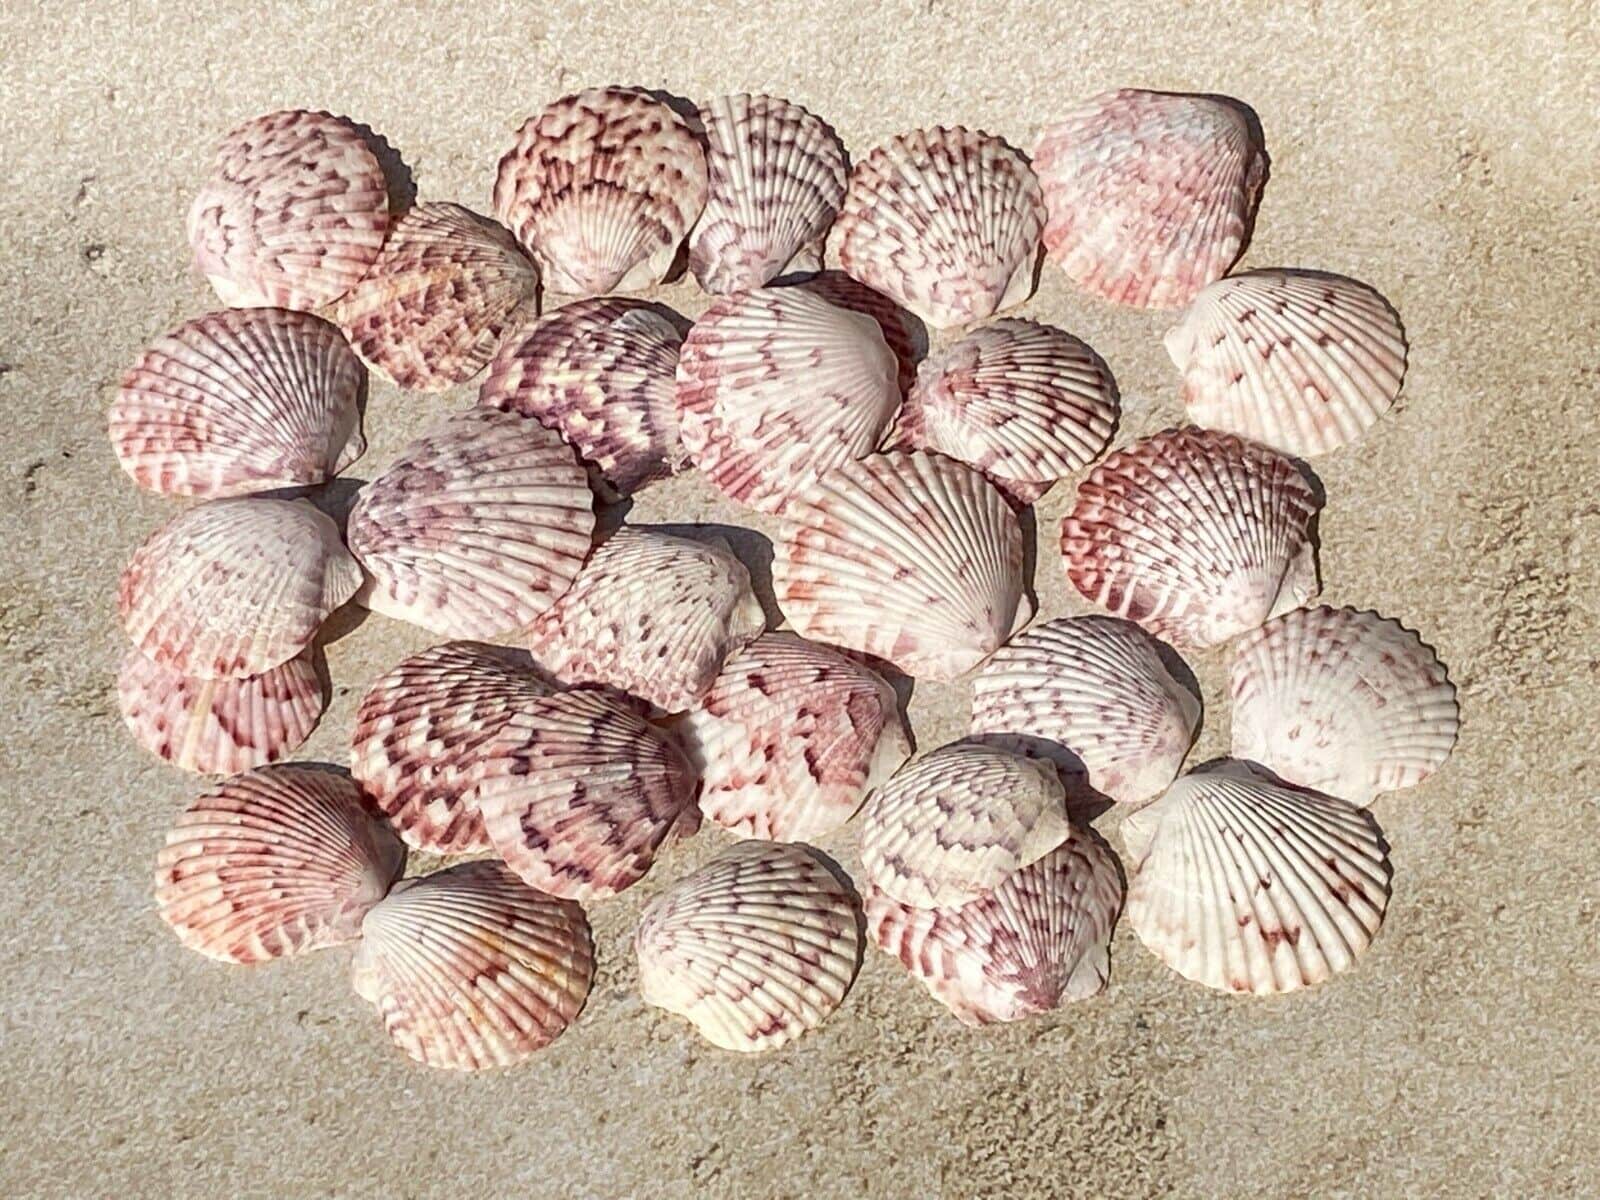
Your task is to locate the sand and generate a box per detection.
[2,1,1597,1196]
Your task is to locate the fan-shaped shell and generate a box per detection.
[1060,427,1321,649]
[493,87,708,297]
[118,497,362,679]
[187,109,390,311]
[634,841,861,1052]
[1033,89,1268,309]
[346,408,596,639]
[108,307,365,498]
[798,271,921,396]
[1165,269,1409,456]
[1231,606,1458,806]
[154,765,405,964]
[773,451,1029,681]
[832,126,1044,330]
[351,860,593,1071]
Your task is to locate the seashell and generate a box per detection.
[832,126,1044,329]
[187,109,391,311]
[118,497,362,679]
[1121,762,1391,994]
[330,202,538,391]
[772,450,1029,681]
[688,93,848,294]
[864,825,1123,1024]
[349,641,553,854]
[526,527,766,712]
[1164,269,1409,457]
[1033,89,1268,309]
[493,87,708,296]
[478,297,685,499]
[798,271,921,396]
[1230,606,1458,806]
[679,632,912,842]
[858,739,1070,909]
[154,765,405,964]
[346,408,596,639]
[1060,427,1321,649]
[634,841,861,1052]
[108,307,365,498]
[675,286,902,512]
[351,859,593,1070]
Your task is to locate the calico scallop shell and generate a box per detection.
[118,497,362,679]
[678,632,913,842]
[1165,269,1409,456]
[351,859,594,1071]
[493,87,708,296]
[154,765,405,964]
[1033,89,1268,309]
[798,271,921,396]
[634,841,861,1052]
[675,286,902,512]
[832,126,1044,329]
[346,408,596,639]
[1060,427,1321,649]
[772,450,1029,681]
[689,93,848,293]
[1230,606,1459,806]
[187,109,390,311]
[108,307,365,498]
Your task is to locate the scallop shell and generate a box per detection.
[675,286,902,512]
[679,632,913,842]
[346,408,596,639]
[1121,762,1391,994]
[1060,427,1321,649]
[118,497,362,679]
[634,841,861,1052]
[526,527,766,712]
[1230,606,1459,806]
[1033,89,1268,309]
[1165,269,1409,457]
[351,860,594,1071]
[349,641,553,854]
[187,109,391,311]
[108,307,365,498]
[478,297,685,499]
[688,94,848,294]
[858,740,1070,909]
[798,271,921,396]
[832,126,1044,329]
[154,765,405,964]
[493,87,709,296]
[772,450,1029,681]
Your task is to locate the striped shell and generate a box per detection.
[799,271,921,396]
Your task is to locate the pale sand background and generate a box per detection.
[2,1,1597,1196]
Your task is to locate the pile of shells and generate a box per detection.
[118,86,1456,1071]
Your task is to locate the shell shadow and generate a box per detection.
[1150,634,1206,747]
[1016,503,1041,628]
[346,119,417,214]
[1290,456,1328,586]
[965,731,1115,825]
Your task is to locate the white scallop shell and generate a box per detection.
[798,271,922,396]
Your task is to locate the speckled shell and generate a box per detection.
[1033,89,1267,309]
[118,497,362,679]
[479,297,685,499]
[634,841,861,1052]
[187,109,390,311]
[679,632,913,842]
[1060,427,1321,649]
[689,94,848,293]
[346,408,596,639]
[108,307,365,498]
[526,527,766,713]
[832,126,1044,329]
[675,286,902,512]
[493,87,708,296]
[772,451,1029,681]
[351,860,593,1071]
[154,765,405,964]
[1231,606,1458,806]
[1165,269,1409,456]
[798,271,921,396]
[1122,763,1391,995]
